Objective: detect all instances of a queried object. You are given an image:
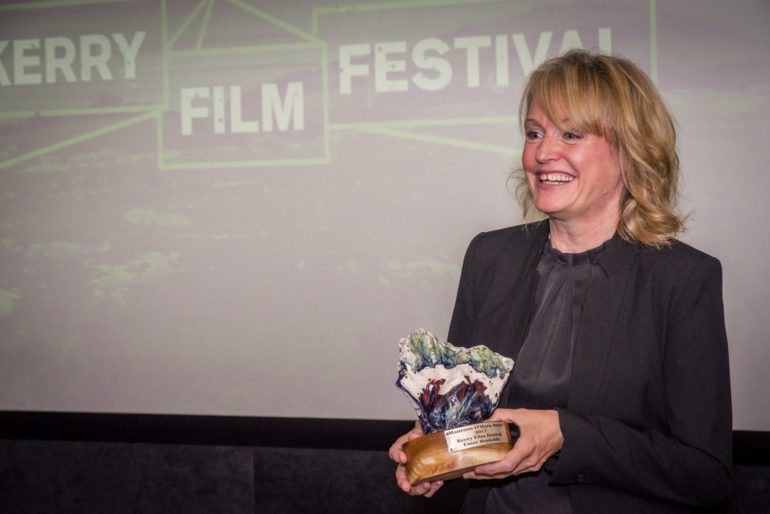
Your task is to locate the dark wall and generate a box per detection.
[0,413,768,513]
[0,439,472,514]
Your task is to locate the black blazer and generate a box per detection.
[448,222,732,513]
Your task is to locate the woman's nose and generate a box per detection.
[535,135,559,163]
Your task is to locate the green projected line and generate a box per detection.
[311,0,495,33]
[331,117,515,130]
[346,125,520,157]
[161,0,169,110]
[40,106,161,116]
[0,111,36,119]
[321,44,331,162]
[1,106,161,119]
[229,0,323,45]
[650,0,658,84]
[0,111,156,171]
[169,42,321,58]
[0,0,123,10]
[160,157,329,170]
[155,110,164,171]
[196,0,215,51]
[166,0,208,51]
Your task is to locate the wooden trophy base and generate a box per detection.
[403,421,513,485]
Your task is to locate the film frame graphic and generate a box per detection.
[0,0,658,170]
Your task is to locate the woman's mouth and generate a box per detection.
[538,172,574,184]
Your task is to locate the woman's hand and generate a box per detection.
[388,421,445,497]
[463,408,564,480]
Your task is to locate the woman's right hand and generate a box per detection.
[388,421,444,497]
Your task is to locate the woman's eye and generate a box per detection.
[563,131,582,141]
[525,130,542,140]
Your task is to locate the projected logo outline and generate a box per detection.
[157,0,330,169]
[0,0,166,170]
[0,0,657,171]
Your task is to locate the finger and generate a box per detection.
[423,480,444,498]
[476,439,532,475]
[388,438,408,463]
[396,462,443,497]
[473,459,513,476]
[390,423,424,463]
[388,442,407,463]
[389,431,414,463]
[396,465,414,493]
[467,455,517,480]
[401,478,434,496]
[463,469,508,481]
[411,482,433,496]
[406,430,422,442]
[512,456,549,475]
[468,440,531,479]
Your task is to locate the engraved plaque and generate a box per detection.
[444,421,509,453]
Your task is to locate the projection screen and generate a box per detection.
[0,0,768,430]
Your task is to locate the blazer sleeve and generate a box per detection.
[447,233,482,347]
[551,255,733,506]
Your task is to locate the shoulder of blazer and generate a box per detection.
[599,238,723,326]
[635,238,722,279]
[591,233,721,278]
[468,221,549,266]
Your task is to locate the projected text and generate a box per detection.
[339,29,611,94]
[0,32,147,86]
[180,83,305,136]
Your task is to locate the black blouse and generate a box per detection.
[484,238,608,514]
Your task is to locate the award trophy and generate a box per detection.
[396,329,515,485]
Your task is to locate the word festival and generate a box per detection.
[338,28,612,93]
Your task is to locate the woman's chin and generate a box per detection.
[532,202,562,218]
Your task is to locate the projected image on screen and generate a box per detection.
[1,0,769,430]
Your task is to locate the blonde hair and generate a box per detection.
[516,49,684,246]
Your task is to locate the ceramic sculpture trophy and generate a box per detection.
[396,329,515,485]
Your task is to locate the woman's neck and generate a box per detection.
[548,217,618,253]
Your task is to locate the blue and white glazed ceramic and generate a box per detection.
[397,329,514,434]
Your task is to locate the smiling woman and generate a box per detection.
[389,49,732,514]
[516,50,684,248]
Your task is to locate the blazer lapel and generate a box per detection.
[508,221,550,360]
[498,221,548,408]
[568,236,639,413]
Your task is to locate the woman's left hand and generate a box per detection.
[463,408,564,480]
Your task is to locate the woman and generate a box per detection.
[389,49,732,513]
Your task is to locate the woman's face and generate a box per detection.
[522,102,624,227]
